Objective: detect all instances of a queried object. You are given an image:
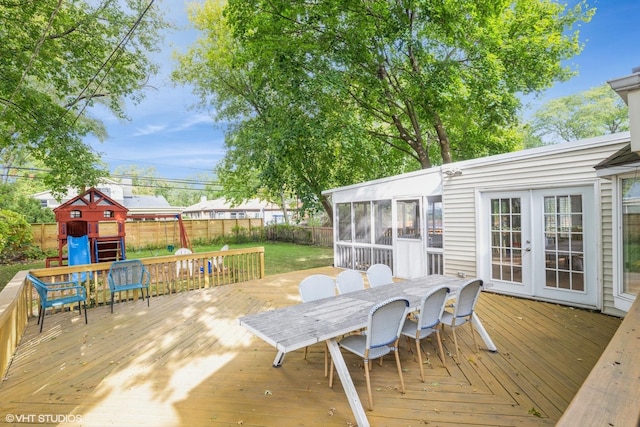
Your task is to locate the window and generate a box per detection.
[104,210,114,218]
[70,210,82,219]
[622,178,640,297]
[354,202,371,243]
[337,203,352,242]
[397,199,420,239]
[427,196,443,248]
[373,200,392,245]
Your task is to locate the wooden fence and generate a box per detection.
[31,218,265,252]
[31,220,334,252]
[264,225,333,246]
[0,247,265,377]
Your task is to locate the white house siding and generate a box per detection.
[441,133,630,314]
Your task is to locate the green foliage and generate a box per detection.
[0,209,40,263]
[0,0,169,195]
[0,183,55,223]
[175,0,593,220]
[529,84,629,143]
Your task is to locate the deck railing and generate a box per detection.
[0,247,264,377]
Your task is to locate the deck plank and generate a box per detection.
[1,267,621,426]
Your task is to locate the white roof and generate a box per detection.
[183,198,281,212]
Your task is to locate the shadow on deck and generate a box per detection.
[1,267,622,426]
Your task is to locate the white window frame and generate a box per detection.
[613,175,638,312]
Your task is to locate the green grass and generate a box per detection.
[0,242,334,292]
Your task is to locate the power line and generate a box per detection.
[0,165,222,189]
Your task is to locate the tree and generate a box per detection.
[529,84,629,144]
[175,0,593,219]
[0,0,169,196]
[0,183,55,224]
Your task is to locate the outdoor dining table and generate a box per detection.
[238,274,497,427]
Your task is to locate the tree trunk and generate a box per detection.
[434,113,452,164]
[321,195,333,225]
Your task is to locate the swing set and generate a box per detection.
[127,213,192,255]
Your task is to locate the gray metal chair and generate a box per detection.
[401,285,450,381]
[329,297,410,410]
[335,269,365,294]
[440,279,483,363]
[366,264,393,287]
[299,274,336,375]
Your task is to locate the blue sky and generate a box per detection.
[87,0,640,181]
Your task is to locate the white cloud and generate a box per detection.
[133,124,168,136]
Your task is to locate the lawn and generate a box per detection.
[0,242,334,292]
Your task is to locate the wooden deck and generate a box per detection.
[1,267,621,426]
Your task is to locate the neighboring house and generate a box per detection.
[183,196,289,224]
[323,68,640,317]
[32,178,183,216]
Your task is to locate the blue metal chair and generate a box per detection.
[26,273,88,333]
[107,259,150,313]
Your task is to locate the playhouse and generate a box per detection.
[48,187,128,267]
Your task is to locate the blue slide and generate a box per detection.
[68,235,91,281]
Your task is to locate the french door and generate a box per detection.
[481,186,597,307]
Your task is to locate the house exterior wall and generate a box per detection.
[324,132,631,316]
[441,133,628,315]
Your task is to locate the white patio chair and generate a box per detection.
[299,274,336,376]
[440,278,483,363]
[329,297,410,411]
[175,247,193,276]
[401,285,450,381]
[211,244,229,272]
[366,263,393,287]
[335,269,365,294]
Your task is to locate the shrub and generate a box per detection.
[0,209,39,263]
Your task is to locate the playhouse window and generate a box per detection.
[70,210,81,219]
[104,210,114,218]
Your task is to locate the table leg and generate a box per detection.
[326,338,370,427]
[471,313,497,352]
[272,350,286,367]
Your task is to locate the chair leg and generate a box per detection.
[469,319,479,353]
[324,343,328,377]
[394,343,405,394]
[39,305,45,333]
[415,339,425,382]
[451,326,461,363]
[435,330,447,368]
[146,288,150,307]
[364,359,374,411]
[37,304,44,326]
[83,302,88,324]
[111,293,115,313]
